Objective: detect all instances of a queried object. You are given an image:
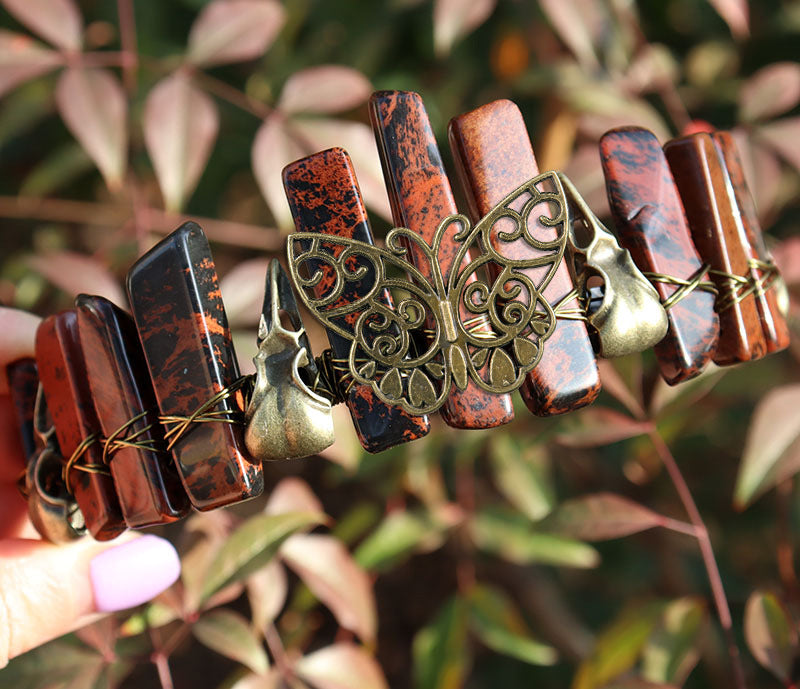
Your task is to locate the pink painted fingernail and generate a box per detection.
[90,535,181,612]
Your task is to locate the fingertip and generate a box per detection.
[89,535,181,613]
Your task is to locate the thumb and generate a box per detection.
[0,533,180,666]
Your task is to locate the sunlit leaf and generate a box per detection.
[187,0,285,66]
[27,250,125,305]
[200,511,323,603]
[143,71,219,211]
[470,509,599,568]
[55,68,127,191]
[0,30,61,97]
[180,510,234,613]
[264,477,325,517]
[279,66,372,114]
[433,0,497,57]
[193,609,269,675]
[290,117,393,222]
[413,598,470,689]
[555,407,652,448]
[739,62,800,122]
[247,560,287,632]
[220,257,271,328]
[296,643,389,689]
[468,585,557,666]
[744,591,797,681]
[252,113,305,231]
[355,510,445,571]
[707,0,749,38]
[281,533,377,643]
[119,601,180,637]
[1,0,82,51]
[758,116,800,173]
[734,383,800,508]
[573,601,666,689]
[229,670,282,689]
[642,597,707,685]
[488,435,554,521]
[542,493,667,541]
[539,0,601,68]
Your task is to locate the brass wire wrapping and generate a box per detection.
[643,263,718,310]
[62,432,109,491]
[159,375,252,451]
[709,259,779,312]
[101,409,160,465]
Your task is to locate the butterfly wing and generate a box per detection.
[287,231,452,415]
[445,170,570,392]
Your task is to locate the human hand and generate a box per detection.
[0,307,181,668]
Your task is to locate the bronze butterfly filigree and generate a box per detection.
[287,171,570,416]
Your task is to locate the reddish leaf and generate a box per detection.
[281,534,377,643]
[279,66,372,115]
[597,359,645,419]
[432,0,497,57]
[555,408,652,448]
[143,71,219,211]
[187,0,284,66]
[744,591,796,681]
[0,31,61,97]
[27,250,125,305]
[544,493,666,541]
[296,643,388,689]
[247,560,287,631]
[229,672,282,689]
[758,117,800,173]
[1,0,82,51]
[264,477,325,517]
[739,62,800,122]
[55,68,127,191]
[734,384,800,508]
[220,257,271,328]
[773,237,800,286]
[538,0,602,68]
[290,117,393,222]
[707,0,749,38]
[252,114,305,231]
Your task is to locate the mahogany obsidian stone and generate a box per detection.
[599,126,719,384]
[448,98,601,415]
[5,357,39,462]
[126,222,263,509]
[369,90,515,429]
[76,295,190,527]
[282,147,431,453]
[35,311,126,540]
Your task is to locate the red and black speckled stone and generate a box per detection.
[5,357,39,461]
[76,295,190,528]
[712,131,789,354]
[448,99,601,415]
[664,133,767,365]
[599,126,720,384]
[369,90,515,429]
[35,312,125,540]
[282,147,431,453]
[126,222,263,510]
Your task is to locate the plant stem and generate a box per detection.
[117,0,138,92]
[265,624,292,679]
[193,70,273,120]
[649,429,746,689]
[152,653,174,689]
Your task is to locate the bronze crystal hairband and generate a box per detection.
[4,91,788,543]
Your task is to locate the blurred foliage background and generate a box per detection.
[2,0,800,687]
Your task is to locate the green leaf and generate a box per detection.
[642,597,707,684]
[470,508,599,568]
[355,510,442,571]
[734,384,800,508]
[573,601,666,689]
[468,585,557,666]
[413,598,470,689]
[542,493,666,541]
[0,639,104,689]
[555,407,652,448]
[489,435,555,521]
[119,602,180,637]
[744,591,797,681]
[193,610,269,676]
[201,510,323,603]
[19,142,93,197]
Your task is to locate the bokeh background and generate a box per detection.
[1,0,800,687]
